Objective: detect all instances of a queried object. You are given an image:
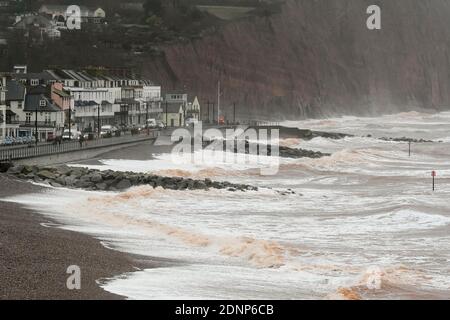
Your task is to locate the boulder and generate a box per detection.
[56,165,72,176]
[37,170,56,180]
[75,180,94,189]
[194,181,207,189]
[90,173,103,184]
[55,175,67,186]
[102,171,116,180]
[24,173,35,180]
[103,179,115,186]
[0,162,13,173]
[22,165,34,174]
[95,183,108,191]
[64,176,78,187]
[115,179,132,190]
[49,181,63,188]
[128,175,139,185]
[7,165,24,175]
[177,182,188,190]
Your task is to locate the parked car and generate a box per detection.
[185,118,199,127]
[62,130,81,141]
[20,136,35,145]
[100,125,118,138]
[116,124,133,132]
[15,137,25,144]
[82,132,95,140]
[157,121,166,129]
[101,125,118,133]
[2,136,15,146]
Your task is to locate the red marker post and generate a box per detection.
[432,171,436,191]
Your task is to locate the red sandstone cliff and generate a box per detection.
[139,0,450,120]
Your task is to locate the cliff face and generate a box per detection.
[141,0,450,120]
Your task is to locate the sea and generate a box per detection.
[4,111,450,299]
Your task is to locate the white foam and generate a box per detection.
[4,111,450,299]
[70,149,290,176]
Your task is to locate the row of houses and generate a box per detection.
[12,4,107,39]
[1,75,64,141]
[1,66,201,142]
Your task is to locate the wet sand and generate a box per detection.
[0,175,155,300]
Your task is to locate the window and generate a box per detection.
[44,113,51,124]
[31,79,39,86]
[17,101,22,109]
[39,100,46,107]
[26,113,31,124]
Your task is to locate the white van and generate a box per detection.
[146,119,157,128]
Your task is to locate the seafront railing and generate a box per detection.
[0,130,160,162]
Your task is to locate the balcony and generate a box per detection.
[0,119,20,125]
[128,108,163,116]
[74,105,116,118]
[19,121,57,128]
[74,110,115,118]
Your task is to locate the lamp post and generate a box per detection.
[97,105,101,138]
[183,102,187,126]
[217,80,221,125]
[146,100,149,135]
[165,100,168,127]
[1,78,7,142]
[34,106,39,146]
[1,106,6,142]
[68,105,72,140]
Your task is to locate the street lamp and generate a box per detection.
[34,105,41,146]
[146,100,149,135]
[96,104,101,138]
[1,105,6,142]
[0,78,6,142]
[68,105,72,139]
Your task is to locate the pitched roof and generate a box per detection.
[24,94,61,112]
[14,14,54,29]
[13,71,55,81]
[52,88,71,98]
[5,80,25,101]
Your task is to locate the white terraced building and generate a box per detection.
[67,85,162,131]
[10,67,164,132]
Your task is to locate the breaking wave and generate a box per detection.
[331,265,442,300]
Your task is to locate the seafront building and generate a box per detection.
[0,66,201,142]
[0,75,19,140]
